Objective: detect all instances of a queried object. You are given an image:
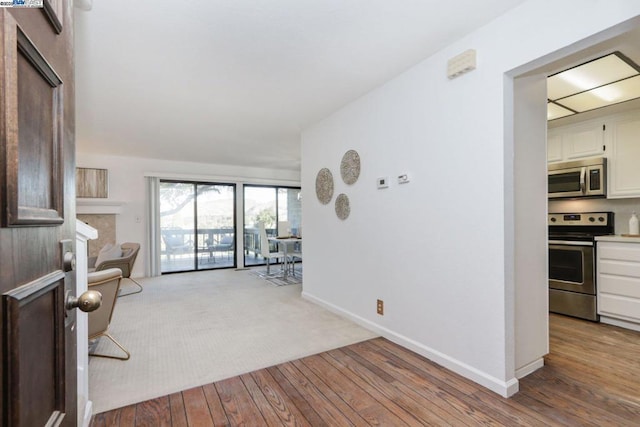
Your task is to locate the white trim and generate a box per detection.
[82,400,93,427]
[143,171,300,187]
[600,316,640,332]
[76,220,98,240]
[77,199,125,214]
[515,357,544,379]
[301,291,519,397]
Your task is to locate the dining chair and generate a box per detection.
[277,220,290,237]
[259,222,286,274]
[289,241,302,277]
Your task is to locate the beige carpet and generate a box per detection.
[88,268,377,414]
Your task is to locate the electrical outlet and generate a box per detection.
[377,299,384,315]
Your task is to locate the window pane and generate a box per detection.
[197,184,236,269]
[243,185,301,267]
[244,186,276,266]
[160,182,195,273]
[278,188,302,236]
[159,181,236,273]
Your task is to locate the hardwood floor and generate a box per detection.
[91,314,640,426]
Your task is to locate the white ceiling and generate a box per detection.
[75,0,529,170]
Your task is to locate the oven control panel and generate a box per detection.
[548,212,610,226]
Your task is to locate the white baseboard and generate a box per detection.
[600,316,640,332]
[82,400,93,427]
[515,357,544,379]
[301,291,519,397]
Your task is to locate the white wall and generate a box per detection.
[301,0,640,396]
[512,74,549,377]
[76,152,300,277]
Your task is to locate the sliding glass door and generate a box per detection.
[160,181,236,273]
[243,185,301,266]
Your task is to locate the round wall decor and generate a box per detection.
[340,149,361,185]
[315,168,334,205]
[335,193,350,220]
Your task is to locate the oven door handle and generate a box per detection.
[549,240,593,247]
[580,166,587,194]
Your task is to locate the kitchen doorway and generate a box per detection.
[510,18,640,379]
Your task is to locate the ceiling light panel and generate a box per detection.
[547,103,575,120]
[548,54,638,100]
[558,75,640,112]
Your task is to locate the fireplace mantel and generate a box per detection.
[76,199,125,214]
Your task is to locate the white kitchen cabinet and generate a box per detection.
[597,238,640,330]
[547,130,563,163]
[548,108,640,198]
[547,118,605,163]
[605,111,640,198]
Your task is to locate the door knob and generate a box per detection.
[66,290,102,312]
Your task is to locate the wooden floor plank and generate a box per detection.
[168,392,188,427]
[265,365,326,426]
[290,358,370,427]
[324,348,453,426]
[182,387,214,427]
[117,405,136,427]
[360,339,551,426]
[92,314,640,427]
[201,383,231,426]
[89,413,108,427]
[215,376,267,426]
[240,372,296,427]
[276,361,358,426]
[518,374,634,427]
[250,368,313,427]
[134,395,172,427]
[300,353,410,426]
[349,340,498,426]
[529,363,640,420]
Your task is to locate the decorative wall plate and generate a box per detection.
[315,168,334,204]
[335,193,350,220]
[340,149,361,185]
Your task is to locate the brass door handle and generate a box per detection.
[66,290,102,312]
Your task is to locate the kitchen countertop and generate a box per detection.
[595,235,640,242]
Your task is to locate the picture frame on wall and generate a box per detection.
[76,168,108,198]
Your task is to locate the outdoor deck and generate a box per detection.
[161,227,295,273]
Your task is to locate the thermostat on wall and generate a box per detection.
[377,177,389,189]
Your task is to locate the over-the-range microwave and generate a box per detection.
[548,157,606,199]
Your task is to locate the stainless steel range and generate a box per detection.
[548,212,614,321]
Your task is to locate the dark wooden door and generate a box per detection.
[1,1,77,426]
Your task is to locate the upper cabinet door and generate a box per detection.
[548,118,605,163]
[547,129,563,163]
[563,120,605,160]
[606,112,640,199]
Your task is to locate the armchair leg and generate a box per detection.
[89,332,131,361]
[118,277,143,297]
